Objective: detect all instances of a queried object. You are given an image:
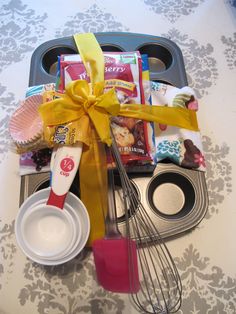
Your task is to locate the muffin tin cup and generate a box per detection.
[116,163,208,240]
[147,172,196,219]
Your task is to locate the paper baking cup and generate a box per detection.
[9,94,43,145]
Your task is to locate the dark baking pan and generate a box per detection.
[20,32,208,239]
[29,32,188,87]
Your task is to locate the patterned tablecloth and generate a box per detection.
[0,0,236,313]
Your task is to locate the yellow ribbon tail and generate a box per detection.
[119,104,199,131]
[73,33,104,86]
[88,106,113,146]
[79,128,107,246]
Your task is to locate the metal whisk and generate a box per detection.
[110,129,182,314]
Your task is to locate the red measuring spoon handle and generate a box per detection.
[47,190,67,209]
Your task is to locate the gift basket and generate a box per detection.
[9,33,208,314]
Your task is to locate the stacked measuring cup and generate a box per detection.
[15,144,90,265]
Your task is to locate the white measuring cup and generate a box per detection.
[20,142,83,259]
[21,200,82,260]
[21,204,77,257]
[15,188,90,265]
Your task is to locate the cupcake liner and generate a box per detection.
[16,135,49,154]
[9,95,43,146]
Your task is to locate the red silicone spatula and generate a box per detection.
[92,169,140,293]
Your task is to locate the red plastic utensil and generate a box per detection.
[92,169,140,293]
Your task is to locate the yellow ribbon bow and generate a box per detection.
[39,80,120,147]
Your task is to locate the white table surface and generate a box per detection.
[0,0,236,313]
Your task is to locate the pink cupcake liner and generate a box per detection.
[9,95,43,145]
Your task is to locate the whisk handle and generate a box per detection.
[105,169,122,239]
